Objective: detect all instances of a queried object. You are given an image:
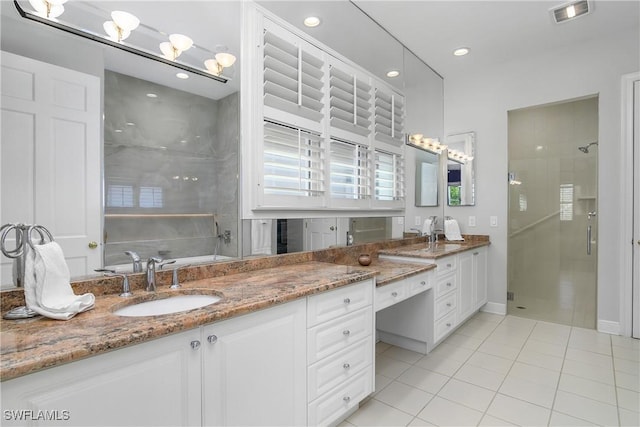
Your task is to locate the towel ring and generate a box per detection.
[0,223,26,258]
[26,225,54,250]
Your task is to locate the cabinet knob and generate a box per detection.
[343,396,351,403]
[344,297,351,304]
[446,303,452,307]
[446,282,452,287]
[420,281,426,285]
[343,363,351,370]
[88,241,98,249]
[446,323,452,327]
[446,263,452,268]
[343,330,351,336]
[391,291,398,297]
[190,340,201,350]
[473,252,479,256]
[207,335,218,344]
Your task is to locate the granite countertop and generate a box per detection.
[378,237,490,260]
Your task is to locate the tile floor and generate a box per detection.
[343,313,640,427]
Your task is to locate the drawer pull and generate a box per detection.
[473,252,479,255]
[343,330,351,336]
[343,363,351,370]
[343,396,351,403]
[344,297,351,304]
[446,323,452,327]
[446,303,452,307]
[420,281,426,285]
[207,335,218,344]
[446,263,452,268]
[391,291,398,297]
[190,340,201,350]
[446,282,452,287]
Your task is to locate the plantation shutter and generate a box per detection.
[329,64,372,139]
[263,121,324,198]
[374,86,405,146]
[329,139,370,200]
[374,149,405,202]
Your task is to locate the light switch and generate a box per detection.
[490,216,498,227]
[415,216,422,226]
[468,216,476,227]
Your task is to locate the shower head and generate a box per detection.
[578,141,598,153]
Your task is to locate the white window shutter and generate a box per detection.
[374,84,405,146]
[329,63,372,142]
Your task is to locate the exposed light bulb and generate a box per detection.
[29,0,67,18]
[159,42,177,60]
[169,34,193,52]
[566,5,576,18]
[111,11,140,32]
[214,52,236,68]
[204,59,220,75]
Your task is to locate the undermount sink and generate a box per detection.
[113,294,221,317]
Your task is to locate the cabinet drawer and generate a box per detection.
[435,256,456,277]
[308,336,373,401]
[308,280,373,327]
[434,311,457,342]
[435,292,457,320]
[308,367,372,427]
[435,273,457,298]
[308,307,373,364]
[407,272,432,297]
[375,279,407,312]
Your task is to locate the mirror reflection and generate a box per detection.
[446,131,476,206]
[415,150,439,207]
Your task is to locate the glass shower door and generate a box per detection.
[507,97,598,329]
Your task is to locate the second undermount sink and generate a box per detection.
[113,294,221,317]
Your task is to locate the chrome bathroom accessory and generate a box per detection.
[1,222,55,319]
[170,264,191,289]
[95,269,132,297]
[145,257,175,291]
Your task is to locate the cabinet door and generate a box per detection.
[458,251,475,321]
[202,299,306,427]
[1,329,202,427]
[474,248,488,309]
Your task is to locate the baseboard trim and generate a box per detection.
[481,302,506,316]
[376,330,428,354]
[597,320,620,335]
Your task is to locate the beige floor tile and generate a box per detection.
[337,420,355,427]
[437,378,496,412]
[376,341,392,354]
[558,373,616,405]
[407,417,436,426]
[478,414,517,426]
[347,399,414,427]
[444,332,484,350]
[613,345,640,362]
[517,348,564,371]
[417,396,484,427]
[615,370,640,392]
[397,366,450,394]
[376,354,412,379]
[478,340,521,360]
[611,335,640,350]
[619,407,640,427]
[508,361,560,388]
[522,338,567,359]
[487,393,551,426]
[499,375,556,408]
[568,328,612,355]
[474,312,504,323]
[565,347,614,369]
[429,342,474,362]
[615,357,640,375]
[373,373,394,396]
[454,363,505,391]
[553,390,619,426]
[382,346,425,365]
[562,359,615,385]
[548,411,597,426]
[484,333,528,350]
[414,353,464,377]
[466,351,514,375]
[374,381,433,416]
[617,387,640,412]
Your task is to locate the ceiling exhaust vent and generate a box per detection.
[551,0,592,24]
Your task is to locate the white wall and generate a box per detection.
[443,28,640,328]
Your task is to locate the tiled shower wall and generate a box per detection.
[103,71,239,266]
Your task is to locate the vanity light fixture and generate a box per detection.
[303,16,321,27]
[103,11,140,43]
[406,134,448,154]
[386,70,400,78]
[551,0,591,23]
[204,52,237,77]
[160,34,194,61]
[27,0,67,19]
[453,47,470,56]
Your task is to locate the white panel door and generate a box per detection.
[305,217,338,251]
[0,51,101,285]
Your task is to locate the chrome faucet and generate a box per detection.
[145,257,176,291]
[428,216,438,243]
[124,251,142,273]
[95,269,132,297]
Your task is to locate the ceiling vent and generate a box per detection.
[551,0,592,24]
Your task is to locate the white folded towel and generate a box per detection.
[421,218,433,236]
[24,242,95,320]
[251,219,272,255]
[444,219,465,241]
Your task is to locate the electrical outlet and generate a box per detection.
[490,216,498,227]
[468,216,476,227]
[415,216,422,226]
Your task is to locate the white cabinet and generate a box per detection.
[202,299,307,427]
[307,279,375,426]
[433,255,458,344]
[474,248,488,308]
[2,329,202,427]
[458,247,488,322]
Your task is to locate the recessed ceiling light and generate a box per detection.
[114,129,123,133]
[453,47,470,56]
[304,16,321,27]
[176,72,189,79]
[386,70,400,78]
[551,0,591,23]
[146,93,158,98]
[126,122,135,126]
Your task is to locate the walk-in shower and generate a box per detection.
[578,141,599,153]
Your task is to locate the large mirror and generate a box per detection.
[415,150,440,207]
[446,132,476,206]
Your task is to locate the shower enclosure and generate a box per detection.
[507,97,598,328]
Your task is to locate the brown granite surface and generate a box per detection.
[0,235,484,381]
[378,236,490,259]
